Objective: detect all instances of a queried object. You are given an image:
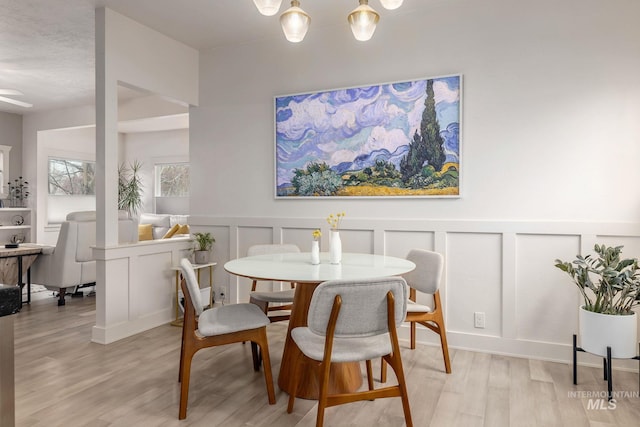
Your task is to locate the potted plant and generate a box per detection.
[118,161,143,217]
[555,244,640,358]
[193,232,215,264]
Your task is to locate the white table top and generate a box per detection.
[224,252,415,284]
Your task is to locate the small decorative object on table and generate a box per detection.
[311,229,321,265]
[327,212,345,264]
[11,215,24,226]
[193,232,215,264]
[7,177,29,208]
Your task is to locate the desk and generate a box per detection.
[170,262,216,326]
[0,245,42,305]
[224,252,414,399]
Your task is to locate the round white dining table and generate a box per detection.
[224,252,415,399]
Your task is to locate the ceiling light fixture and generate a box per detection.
[379,0,404,10]
[348,0,380,42]
[280,0,311,43]
[254,0,402,43]
[253,0,283,17]
[0,90,32,108]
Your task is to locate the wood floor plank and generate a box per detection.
[11,296,640,426]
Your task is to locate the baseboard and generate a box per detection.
[91,308,172,344]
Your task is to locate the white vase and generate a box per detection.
[329,230,342,264]
[310,240,320,265]
[579,306,638,358]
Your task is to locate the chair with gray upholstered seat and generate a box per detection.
[286,276,413,427]
[382,248,451,382]
[248,243,300,322]
[178,258,276,420]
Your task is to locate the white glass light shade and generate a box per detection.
[280,0,311,43]
[379,0,404,10]
[348,0,380,41]
[253,0,283,16]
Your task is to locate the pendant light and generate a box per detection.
[280,0,311,43]
[253,0,283,16]
[348,0,380,42]
[379,0,404,10]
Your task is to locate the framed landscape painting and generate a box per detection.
[275,74,461,198]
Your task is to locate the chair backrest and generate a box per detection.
[180,258,204,316]
[307,277,407,338]
[403,249,444,295]
[247,243,301,257]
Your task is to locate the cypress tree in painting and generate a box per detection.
[400,79,446,183]
[422,79,446,172]
[400,130,427,181]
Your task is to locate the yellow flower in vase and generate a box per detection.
[312,229,322,241]
[326,212,345,230]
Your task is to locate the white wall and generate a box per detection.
[189,0,640,364]
[191,0,640,222]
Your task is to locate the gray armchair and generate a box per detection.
[30,211,137,305]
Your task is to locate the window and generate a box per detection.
[48,158,96,195]
[155,163,189,197]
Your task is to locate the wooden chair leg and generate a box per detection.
[426,311,452,374]
[287,356,301,413]
[383,353,413,427]
[380,357,387,383]
[366,360,374,391]
[410,321,417,349]
[251,341,261,372]
[316,360,332,427]
[436,319,451,373]
[178,325,187,382]
[256,329,276,404]
[178,346,195,420]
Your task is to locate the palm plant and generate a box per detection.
[118,161,143,217]
[193,232,215,251]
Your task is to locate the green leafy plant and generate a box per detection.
[193,232,215,252]
[118,161,143,216]
[555,244,640,315]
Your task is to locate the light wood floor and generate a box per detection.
[12,294,640,427]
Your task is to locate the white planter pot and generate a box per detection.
[579,306,638,358]
[194,250,209,265]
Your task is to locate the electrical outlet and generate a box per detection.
[474,312,485,329]
[216,287,226,305]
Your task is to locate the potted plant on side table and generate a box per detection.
[193,232,215,264]
[555,244,640,358]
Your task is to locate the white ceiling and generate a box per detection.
[0,0,420,115]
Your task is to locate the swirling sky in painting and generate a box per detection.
[275,75,460,188]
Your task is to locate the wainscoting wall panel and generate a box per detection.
[186,215,640,369]
[515,234,580,344]
[447,232,503,338]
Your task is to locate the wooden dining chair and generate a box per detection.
[287,277,413,427]
[381,248,451,382]
[178,258,276,420]
[248,243,300,322]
